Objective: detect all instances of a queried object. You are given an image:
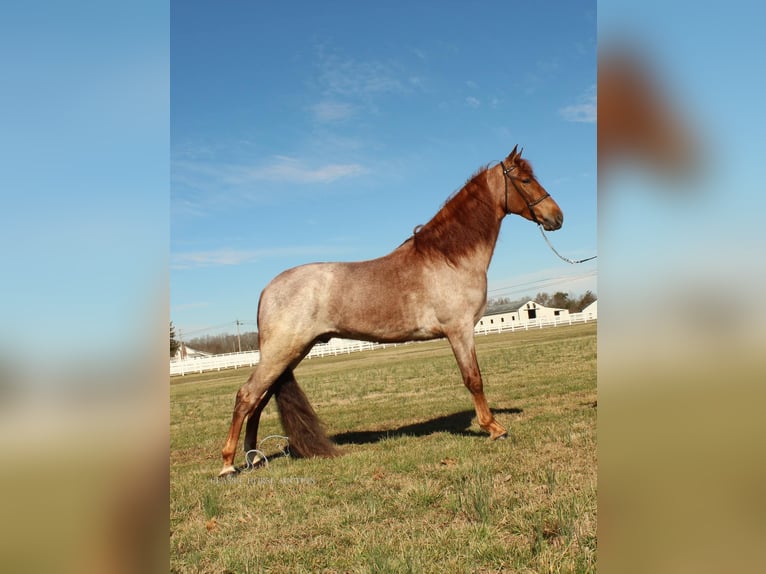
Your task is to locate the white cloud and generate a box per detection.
[559,101,596,123]
[238,157,367,184]
[412,48,427,62]
[559,85,597,123]
[171,248,260,269]
[465,96,481,108]
[310,101,356,122]
[174,156,367,189]
[171,245,348,270]
[317,50,404,98]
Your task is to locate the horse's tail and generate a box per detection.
[274,370,340,458]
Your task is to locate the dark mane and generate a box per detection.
[411,164,501,265]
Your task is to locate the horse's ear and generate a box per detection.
[519,146,524,158]
[509,144,519,160]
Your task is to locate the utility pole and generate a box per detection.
[179,328,186,359]
[235,320,242,353]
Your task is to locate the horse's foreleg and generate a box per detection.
[219,370,272,477]
[447,329,508,440]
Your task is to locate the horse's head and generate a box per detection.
[500,146,563,231]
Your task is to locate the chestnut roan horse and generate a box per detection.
[219,146,563,477]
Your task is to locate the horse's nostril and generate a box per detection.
[547,213,563,230]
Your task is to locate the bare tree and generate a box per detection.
[574,290,596,312]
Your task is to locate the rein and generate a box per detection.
[500,160,597,265]
[537,226,597,264]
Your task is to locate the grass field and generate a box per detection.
[170,322,596,573]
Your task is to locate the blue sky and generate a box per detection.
[171,1,597,338]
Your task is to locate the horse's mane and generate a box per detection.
[410,163,502,265]
[514,158,534,178]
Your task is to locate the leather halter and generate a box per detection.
[500,160,550,225]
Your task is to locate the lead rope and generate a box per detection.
[538,225,597,264]
[244,435,290,469]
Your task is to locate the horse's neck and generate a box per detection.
[464,219,508,286]
[467,219,503,272]
[409,184,503,270]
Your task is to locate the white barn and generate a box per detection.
[475,300,570,332]
[517,300,570,321]
[172,343,212,360]
[582,300,597,320]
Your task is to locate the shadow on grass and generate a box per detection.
[331,407,522,445]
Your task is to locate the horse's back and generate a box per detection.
[256,246,482,347]
[258,257,396,319]
[256,252,428,344]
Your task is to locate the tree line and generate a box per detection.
[171,290,596,357]
[486,290,596,315]
[170,323,260,357]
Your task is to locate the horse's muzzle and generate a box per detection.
[541,211,564,231]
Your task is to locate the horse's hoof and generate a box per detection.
[217,465,239,478]
[493,432,508,441]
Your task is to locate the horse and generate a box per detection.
[218,145,563,477]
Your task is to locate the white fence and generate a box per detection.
[473,310,596,335]
[170,311,596,377]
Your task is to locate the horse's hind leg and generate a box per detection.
[241,367,301,454]
[243,384,276,453]
[446,328,508,440]
[219,359,289,477]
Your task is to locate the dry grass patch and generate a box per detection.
[171,322,596,573]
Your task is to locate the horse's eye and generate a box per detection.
[521,178,531,184]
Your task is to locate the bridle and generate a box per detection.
[500,159,597,264]
[500,160,550,224]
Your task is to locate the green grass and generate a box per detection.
[171,323,596,573]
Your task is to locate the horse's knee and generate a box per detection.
[464,378,484,396]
